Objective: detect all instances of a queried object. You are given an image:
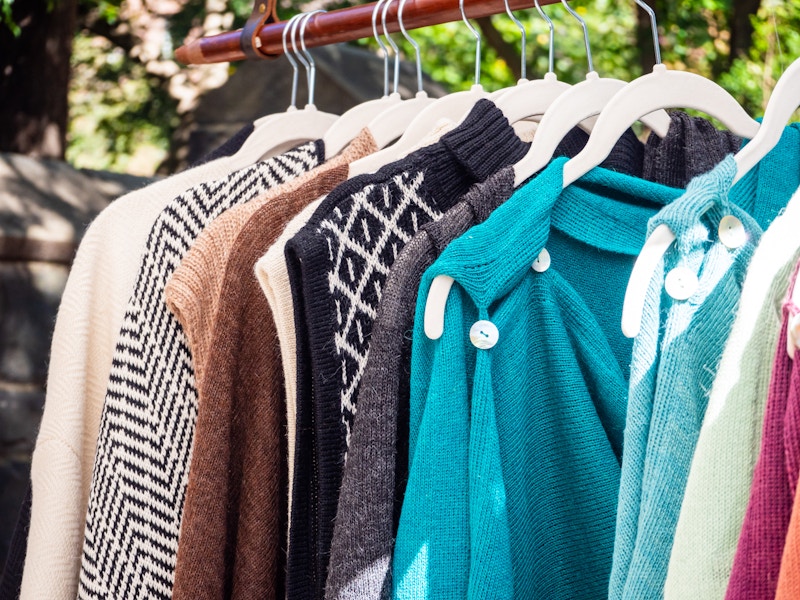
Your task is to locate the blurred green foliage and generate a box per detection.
[58,0,800,173]
[67,33,179,173]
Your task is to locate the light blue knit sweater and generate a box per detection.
[608,155,763,600]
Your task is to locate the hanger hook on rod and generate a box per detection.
[291,12,310,101]
[372,0,390,97]
[503,0,526,81]
[298,10,327,107]
[398,0,424,94]
[381,0,401,95]
[533,0,555,74]
[459,0,481,87]
[560,0,593,73]
[282,13,303,109]
[634,0,662,65]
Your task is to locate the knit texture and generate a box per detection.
[253,122,455,531]
[256,198,322,525]
[664,126,800,600]
[284,99,529,600]
[778,307,800,600]
[20,131,259,600]
[642,111,741,189]
[76,141,323,600]
[0,487,30,600]
[725,263,800,600]
[325,168,515,600]
[609,156,762,600]
[395,158,685,600]
[325,115,709,600]
[165,131,376,600]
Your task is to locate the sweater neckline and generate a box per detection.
[428,157,685,307]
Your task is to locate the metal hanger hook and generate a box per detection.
[459,0,481,87]
[634,0,662,65]
[560,0,593,73]
[372,0,390,97]
[398,0,424,93]
[503,0,526,81]
[533,0,555,74]
[381,0,401,94]
[282,14,303,108]
[298,10,327,107]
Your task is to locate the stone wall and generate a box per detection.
[0,153,153,571]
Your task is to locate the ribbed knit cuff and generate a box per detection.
[440,99,529,183]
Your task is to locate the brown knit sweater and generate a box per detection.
[164,130,377,600]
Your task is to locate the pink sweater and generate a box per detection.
[726,261,800,599]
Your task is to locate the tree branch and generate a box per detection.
[476,16,522,81]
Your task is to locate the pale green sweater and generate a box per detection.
[664,185,800,598]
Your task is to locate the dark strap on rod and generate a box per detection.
[240,0,279,59]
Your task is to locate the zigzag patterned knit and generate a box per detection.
[76,141,322,600]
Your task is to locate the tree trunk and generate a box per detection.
[635,0,658,76]
[476,16,523,82]
[0,0,77,159]
[730,0,761,62]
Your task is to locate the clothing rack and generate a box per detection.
[175,0,561,64]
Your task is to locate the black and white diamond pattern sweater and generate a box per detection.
[283,100,528,600]
[76,141,324,600]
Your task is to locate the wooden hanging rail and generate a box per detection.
[176,0,561,64]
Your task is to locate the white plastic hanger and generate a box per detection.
[734,57,800,185]
[615,1,759,338]
[322,0,402,158]
[512,2,671,187]
[562,2,759,189]
[349,0,490,176]
[232,12,339,164]
[357,0,437,152]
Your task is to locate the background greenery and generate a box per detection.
[12,0,800,175]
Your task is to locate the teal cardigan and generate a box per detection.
[394,158,683,599]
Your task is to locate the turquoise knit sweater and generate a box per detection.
[608,156,763,600]
[394,158,685,599]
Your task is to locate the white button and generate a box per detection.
[532,248,551,273]
[719,215,747,249]
[470,320,499,349]
[665,267,698,300]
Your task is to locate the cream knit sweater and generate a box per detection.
[21,153,250,600]
[664,186,800,598]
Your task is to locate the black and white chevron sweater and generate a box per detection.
[283,100,528,600]
[76,141,324,600]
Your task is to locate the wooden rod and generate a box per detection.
[175,0,561,65]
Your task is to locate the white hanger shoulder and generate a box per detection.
[323,94,402,158]
[367,91,437,149]
[513,72,672,186]
[231,105,338,165]
[348,85,488,177]
[734,57,800,184]
[620,223,676,338]
[494,72,571,125]
[562,64,760,188]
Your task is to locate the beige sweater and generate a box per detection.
[21,151,255,600]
